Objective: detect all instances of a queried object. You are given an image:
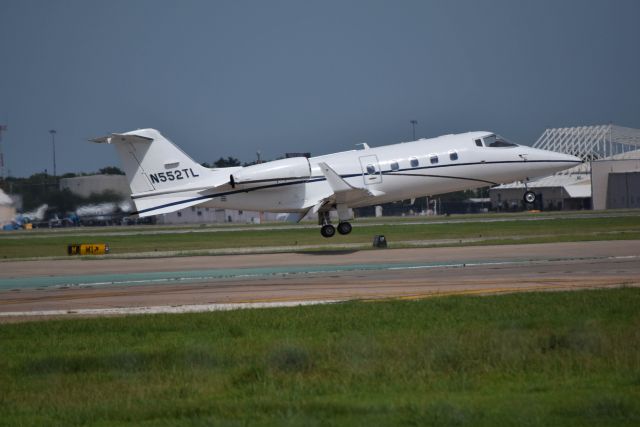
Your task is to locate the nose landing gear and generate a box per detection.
[522,178,537,205]
[523,190,537,204]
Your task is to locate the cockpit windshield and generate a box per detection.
[483,134,518,148]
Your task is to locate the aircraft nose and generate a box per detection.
[521,147,583,177]
[528,147,582,165]
[555,152,582,165]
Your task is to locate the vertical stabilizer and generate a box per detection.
[91,129,212,195]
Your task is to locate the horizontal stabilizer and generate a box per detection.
[90,133,153,145]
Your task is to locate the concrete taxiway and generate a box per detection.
[1,240,639,321]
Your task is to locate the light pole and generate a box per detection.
[0,124,7,179]
[410,120,417,140]
[49,129,57,177]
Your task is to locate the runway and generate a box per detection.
[1,240,639,321]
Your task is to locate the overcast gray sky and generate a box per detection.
[1,0,639,177]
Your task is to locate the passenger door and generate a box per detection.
[359,155,382,185]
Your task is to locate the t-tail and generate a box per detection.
[91,129,233,217]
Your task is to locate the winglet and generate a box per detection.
[318,162,355,193]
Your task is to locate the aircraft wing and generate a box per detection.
[314,162,384,211]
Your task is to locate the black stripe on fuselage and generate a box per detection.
[131,159,579,215]
[387,173,498,186]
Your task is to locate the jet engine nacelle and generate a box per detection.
[230,157,311,188]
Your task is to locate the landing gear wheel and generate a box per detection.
[523,191,536,204]
[320,224,336,238]
[337,222,352,235]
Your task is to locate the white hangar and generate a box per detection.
[490,125,640,211]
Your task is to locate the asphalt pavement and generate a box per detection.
[1,240,639,321]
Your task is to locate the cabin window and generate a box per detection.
[366,164,376,174]
[390,161,399,171]
[449,150,459,161]
[475,139,483,147]
[429,154,438,164]
[410,157,419,167]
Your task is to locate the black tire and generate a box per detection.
[523,191,536,204]
[337,222,352,235]
[320,224,336,238]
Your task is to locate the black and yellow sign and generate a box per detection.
[67,244,110,256]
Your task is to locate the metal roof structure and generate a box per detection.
[532,124,640,161]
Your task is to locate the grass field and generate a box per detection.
[1,213,640,259]
[1,288,639,426]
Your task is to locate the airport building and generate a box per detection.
[155,207,280,225]
[490,124,640,210]
[591,150,640,209]
[59,174,130,198]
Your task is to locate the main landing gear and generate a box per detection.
[337,221,352,235]
[320,224,336,238]
[318,210,353,238]
[320,221,352,237]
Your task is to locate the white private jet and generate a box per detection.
[92,129,581,237]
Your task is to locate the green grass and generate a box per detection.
[1,214,640,258]
[1,288,640,425]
